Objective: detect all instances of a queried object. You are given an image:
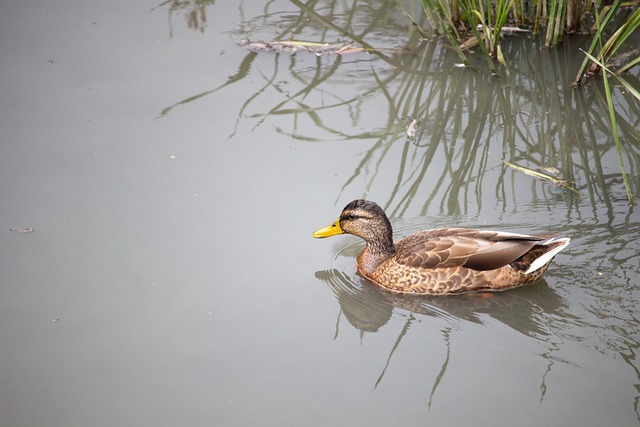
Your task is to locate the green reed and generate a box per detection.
[579,6,639,205]
[575,4,640,84]
[417,0,639,74]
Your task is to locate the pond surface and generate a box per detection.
[1,1,639,426]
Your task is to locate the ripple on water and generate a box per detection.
[493,106,549,132]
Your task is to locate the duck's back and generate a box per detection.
[360,228,563,295]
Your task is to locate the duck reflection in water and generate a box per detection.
[314,257,571,401]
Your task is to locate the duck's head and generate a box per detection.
[312,199,394,251]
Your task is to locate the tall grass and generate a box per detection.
[417,0,639,76]
[575,4,640,84]
[579,6,640,205]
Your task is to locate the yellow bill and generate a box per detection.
[312,218,344,238]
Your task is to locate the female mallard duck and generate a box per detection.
[312,199,570,295]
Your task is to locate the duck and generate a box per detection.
[312,199,570,295]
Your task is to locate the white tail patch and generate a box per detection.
[525,237,571,274]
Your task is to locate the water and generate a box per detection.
[1,1,639,426]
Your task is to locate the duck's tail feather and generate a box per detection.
[524,237,571,274]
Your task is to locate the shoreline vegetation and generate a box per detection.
[401,0,639,82]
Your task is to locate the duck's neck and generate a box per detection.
[365,234,396,255]
[365,215,395,255]
[358,233,396,276]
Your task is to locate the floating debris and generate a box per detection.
[406,119,420,139]
[502,160,578,193]
[10,227,34,233]
[238,39,362,56]
[500,26,532,35]
[459,36,480,51]
[538,166,562,179]
[461,26,531,51]
[476,24,532,35]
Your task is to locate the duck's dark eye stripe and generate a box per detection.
[342,213,365,220]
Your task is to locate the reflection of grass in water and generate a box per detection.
[338,36,638,211]
[152,0,215,36]
[408,0,639,205]
[155,0,638,208]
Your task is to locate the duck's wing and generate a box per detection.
[395,229,546,271]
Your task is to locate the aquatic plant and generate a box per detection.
[579,5,640,205]
[575,2,640,84]
[411,0,639,204]
[413,0,639,77]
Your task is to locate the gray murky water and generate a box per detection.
[1,1,639,426]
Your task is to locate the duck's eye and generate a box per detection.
[345,213,355,221]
